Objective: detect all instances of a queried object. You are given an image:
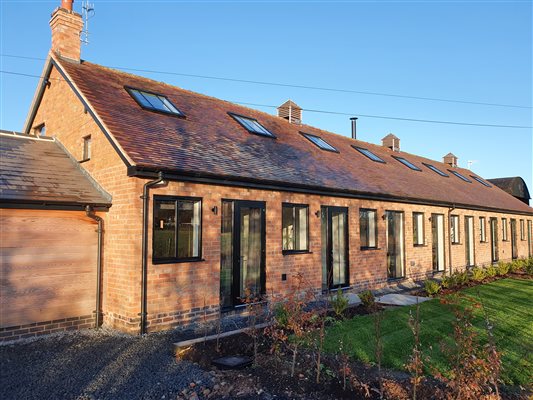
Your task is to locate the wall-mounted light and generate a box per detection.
[382,214,387,220]
[315,210,321,218]
[428,216,432,222]
[211,206,218,215]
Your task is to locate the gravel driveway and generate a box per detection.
[0,328,213,400]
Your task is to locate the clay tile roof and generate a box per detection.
[0,131,111,208]
[55,58,532,215]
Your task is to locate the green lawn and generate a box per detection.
[324,278,533,386]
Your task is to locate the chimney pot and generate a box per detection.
[61,0,73,11]
[443,153,458,168]
[382,133,400,152]
[277,100,302,124]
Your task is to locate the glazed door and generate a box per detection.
[431,214,445,272]
[386,211,405,278]
[220,200,265,308]
[490,218,499,263]
[510,219,518,260]
[465,216,475,267]
[321,207,349,289]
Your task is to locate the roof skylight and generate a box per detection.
[449,170,472,182]
[423,163,449,177]
[471,175,491,187]
[392,156,421,171]
[229,113,275,138]
[352,146,385,163]
[301,132,338,152]
[127,88,184,116]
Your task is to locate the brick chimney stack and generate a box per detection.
[443,153,458,168]
[382,133,400,152]
[50,0,83,61]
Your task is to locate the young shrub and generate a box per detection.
[496,262,510,276]
[525,257,533,275]
[424,279,441,297]
[485,265,497,278]
[509,259,524,273]
[455,271,470,286]
[405,299,424,400]
[359,290,375,311]
[441,274,456,289]
[470,267,485,282]
[330,289,349,319]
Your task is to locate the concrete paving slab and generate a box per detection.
[375,293,430,306]
[346,293,361,305]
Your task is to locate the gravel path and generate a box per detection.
[0,328,214,400]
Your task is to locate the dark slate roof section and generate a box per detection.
[487,177,531,204]
[0,131,112,209]
[56,58,532,215]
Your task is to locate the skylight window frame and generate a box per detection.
[471,175,492,187]
[422,162,449,177]
[300,132,339,153]
[352,146,386,163]
[391,155,422,171]
[125,86,185,118]
[448,170,472,183]
[228,112,276,138]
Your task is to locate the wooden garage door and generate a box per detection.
[0,209,97,328]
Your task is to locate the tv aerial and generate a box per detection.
[81,1,95,45]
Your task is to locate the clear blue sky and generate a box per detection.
[1,0,532,193]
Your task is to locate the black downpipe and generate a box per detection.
[85,206,103,328]
[140,172,165,335]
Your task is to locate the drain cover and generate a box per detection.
[212,355,253,369]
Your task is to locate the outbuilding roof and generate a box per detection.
[0,131,112,209]
[30,56,533,215]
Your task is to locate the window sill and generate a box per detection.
[79,158,91,164]
[387,276,406,283]
[282,250,312,255]
[360,246,381,251]
[152,257,205,265]
[413,244,427,247]
[451,242,461,246]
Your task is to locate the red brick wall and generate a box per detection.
[30,64,533,335]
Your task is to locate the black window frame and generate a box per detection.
[281,203,310,254]
[359,208,378,250]
[412,212,425,246]
[423,163,449,177]
[392,156,422,171]
[300,132,339,153]
[228,112,276,138]
[480,216,487,242]
[152,195,203,264]
[471,175,492,187]
[449,170,472,183]
[125,86,185,118]
[450,214,460,244]
[502,218,508,241]
[352,146,386,163]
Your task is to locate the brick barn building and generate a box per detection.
[2,1,532,339]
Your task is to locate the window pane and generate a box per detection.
[413,213,424,245]
[131,90,153,108]
[304,134,337,151]
[142,92,169,112]
[153,200,176,259]
[368,210,376,247]
[177,200,201,258]
[282,206,294,250]
[360,209,376,248]
[451,215,459,244]
[296,206,308,250]
[394,157,421,171]
[353,146,385,162]
[220,201,234,308]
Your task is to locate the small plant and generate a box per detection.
[441,274,457,289]
[470,267,485,282]
[424,279,441,296]
[526,258,533,275]
[485,265,497,278]
[509,259,524,273]
[496,261,510,276]
[455,271,470,286]
[359,290,375,310]
[240,287,264,367]
[330,289,349,319]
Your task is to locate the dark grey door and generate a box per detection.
[490,218,499,263]
[321,206,349,290]
[386,211,405,278]
[220,200,266,308]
